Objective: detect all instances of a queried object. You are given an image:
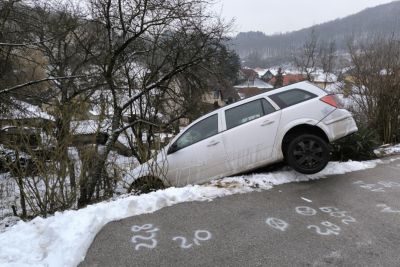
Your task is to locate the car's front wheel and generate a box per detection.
[285,134,329,174]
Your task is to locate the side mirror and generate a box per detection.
[167,143,178,155]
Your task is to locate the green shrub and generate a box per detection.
[330,127,379,161]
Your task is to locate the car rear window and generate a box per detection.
[225,98,276,130]
[269,89,317,108]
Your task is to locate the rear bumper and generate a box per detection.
[317,109,358,142]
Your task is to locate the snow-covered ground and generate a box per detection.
[0,99,54,121]
[374,144,400,156]
[0,172,16,222]
[1,156,399,267]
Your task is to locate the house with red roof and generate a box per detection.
[269,74,307,87]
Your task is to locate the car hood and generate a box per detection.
[130,148,169,180]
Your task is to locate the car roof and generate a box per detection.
[232,81,325,106]
[193,81,325,122]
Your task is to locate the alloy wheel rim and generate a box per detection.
[292,139,324,169]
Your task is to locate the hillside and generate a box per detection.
[232,1,400,66]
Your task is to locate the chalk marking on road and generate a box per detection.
[172,230,212,249]
[360,184,379,190]
[307,221,341,236]
[195,230,212,241]
[296,206,317,216]
[377,181,400,188]
[377,204,400,213]
[301,197,312,203]
[354,180,400,192]
[353,181,386,192]
[341,216,357,225]
[320,207,348,218]
[131,224,159,251]
[370,188,386,192]
[172,237,193,249]
[266,218,289,232]
[319,207,357,225]
[131,224,154,232]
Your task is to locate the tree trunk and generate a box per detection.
[15,151,27,219]
[79,109,122,206]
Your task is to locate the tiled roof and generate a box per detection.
[234,78,274,89]
[236,87,265,99]
[269,74,307,87]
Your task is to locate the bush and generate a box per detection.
[330,127,379,161]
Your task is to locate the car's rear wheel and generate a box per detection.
[285,134,329,174]
[129,175,165,194]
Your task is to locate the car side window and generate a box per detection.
[175,114,218,150]
[269,89,317,108]
[261,98,276,114]
[225,99,276,130]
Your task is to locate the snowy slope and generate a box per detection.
[0,158,395,267]
[374,144,400,156]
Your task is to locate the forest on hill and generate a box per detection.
[231,1,400,67]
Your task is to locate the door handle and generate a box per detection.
[261,120,274,126]
[207,140,220,147]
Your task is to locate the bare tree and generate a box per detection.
[0,1,101,216]
[347,36,400,144]
[293,28,339,89]
[0,0,236,212]
[32,2,102,197]
[72,0,230,206]
[294,28,318,81]
[318,40,337,89]
[0,0,39,110]
[0,1,95,104]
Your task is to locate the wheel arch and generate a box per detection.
[280,123,330,158]
[128,174,167,193]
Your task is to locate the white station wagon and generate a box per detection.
[130,81,358,191]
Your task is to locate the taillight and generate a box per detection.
[320,94,341,108]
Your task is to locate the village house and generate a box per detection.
[311,71,338,90]
[234,77,274,99]
[269,74,307,87]
[260,69,279,82]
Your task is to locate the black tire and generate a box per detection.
[285,134,329,174]
[129,176,165,194]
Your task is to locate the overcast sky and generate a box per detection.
[214,0,396,35]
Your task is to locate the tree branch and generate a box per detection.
[0,75,92,95]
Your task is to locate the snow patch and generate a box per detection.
[210,160,380,189]
[0,99,54,121]
[374,144,400,156]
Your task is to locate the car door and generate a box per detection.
[166,113,227,186]
[222,98,281,173]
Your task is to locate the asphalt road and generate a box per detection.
[80,157,400,267]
